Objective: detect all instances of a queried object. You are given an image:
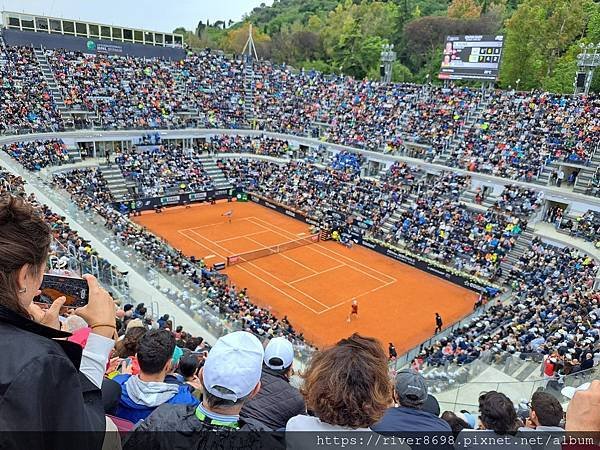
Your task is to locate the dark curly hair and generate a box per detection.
[115,326,147,358]
[479,391,519,435]
[300,333,391,428]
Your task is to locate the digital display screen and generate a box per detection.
[438,35,504,81]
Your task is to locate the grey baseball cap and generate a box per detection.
[395,369,428,406]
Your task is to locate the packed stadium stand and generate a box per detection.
[0,11,599,448]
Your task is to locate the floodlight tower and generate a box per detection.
[242,24,259,127]
[574,42,600,95]
[380,43,396,84]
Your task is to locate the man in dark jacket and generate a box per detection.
[240,336,306,429]
[124,331,282,450]
[372,369,452,434]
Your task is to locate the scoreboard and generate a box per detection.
[438,35,504,82]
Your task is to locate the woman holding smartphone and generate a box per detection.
[0,194,117,449]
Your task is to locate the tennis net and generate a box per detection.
[226,234,320,266]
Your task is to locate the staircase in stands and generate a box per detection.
[243,57,257,127]
[198,154,233,191]
[172,69,200,120]
[459,188,500,209]
[498,227,535,283]
[32,47,74,129]
[573,144,600,195]
[98,162,129,200]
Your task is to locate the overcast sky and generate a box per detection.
[1,0,274,32]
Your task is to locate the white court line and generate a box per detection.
[319,280,396,315]
[178,217,251,232]
[289,264,345,284]
[244,235,318,275]
[215,230,270,243]
[177,229,324,314]
[247,216,397,284]
[187,229,331,311]
[243,217,394,312]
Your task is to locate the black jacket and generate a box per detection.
[0,304,105,450]
[240,366,306,430]
[124,404,284,450]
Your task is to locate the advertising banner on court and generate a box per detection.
[113,188,232,212]
[359,238,496,293]
[248,193,319,226]
[3,29,185,59]
[247,192,496,293]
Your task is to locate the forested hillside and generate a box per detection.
[174,0,600,92]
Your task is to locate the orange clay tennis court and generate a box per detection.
[134,201,477,351]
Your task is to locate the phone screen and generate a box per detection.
[34,274,90,309]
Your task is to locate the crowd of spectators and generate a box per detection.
[46,49,189,130]
[492,185,544,217]
[418,238,598,374]
[2,139,70,171]
[446,92,600,180]
[207,134,293,157]
[0,169,22,193]
[330,151,364,174]
[219,158,400,233]
[3,44,600,189]
[376,171,523,280]
[557,210,600,246]
[53,168,115,210]
[114,144,215,196]
[176,52,247,128]
[0,46,63,134]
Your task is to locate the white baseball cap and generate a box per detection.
[203,331,264,402]
[264,337,294,370]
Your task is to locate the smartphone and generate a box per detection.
[34,274,90,309]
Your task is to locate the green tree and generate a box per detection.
[587,2,600,43]
[300,59,334,73]
[195,20,206,37]
[357,1,399,38]
[501,0,589,89]
[447,0,482,19]
[224,22,272,57]
[321,1,400,78]
[392,62,414,82]
[542,43,579,93]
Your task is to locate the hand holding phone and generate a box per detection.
[74,274,117,339]
[34,274,90,309]
[119,358,133,375]
[26,296,66,330]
